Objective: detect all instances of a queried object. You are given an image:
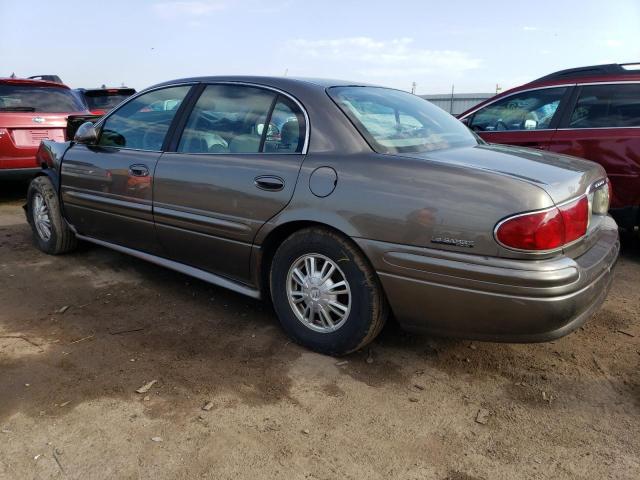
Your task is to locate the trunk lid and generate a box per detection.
[413,143,607,206]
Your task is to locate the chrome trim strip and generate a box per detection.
[63,189,152,212]
[154,206,252,234]
[556,126,640,131]
[75,234,261,299]
[576,80,640,86]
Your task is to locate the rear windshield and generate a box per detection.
[328,86,478,154]
[84,90,135,110]
[0,84,85,113]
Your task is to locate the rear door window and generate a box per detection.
[97,85,191,151]
[568,83,640,128]
[262,97,305,153]
[177,84,276,154]
[469,87,567,132]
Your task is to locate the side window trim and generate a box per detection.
[93,82,198,153]
[258,95,279,153]
[466,84,575,132]
[547,85,575,130]
[166,81,309,155]
[556,85,582,129]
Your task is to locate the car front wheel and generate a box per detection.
[27,176,77,255]
[270,227,388,355]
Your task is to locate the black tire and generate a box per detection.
[26,176,77,255]
[270,227,388,355]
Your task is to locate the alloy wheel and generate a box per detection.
[286,253,352,333]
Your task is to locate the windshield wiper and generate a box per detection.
[0,106,37,112]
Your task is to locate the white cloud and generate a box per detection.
[522,26,538,31]
[152,1,226,18]
[287,37,481,78]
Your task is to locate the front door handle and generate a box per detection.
[129,164,149,177]
[254,175,284,191]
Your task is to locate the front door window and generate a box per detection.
[469,87,567,132]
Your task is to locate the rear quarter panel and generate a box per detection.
[259,151,557,259]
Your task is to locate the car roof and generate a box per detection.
[0,78,71,89]
[150,75,377,91]
[530,62,640,84]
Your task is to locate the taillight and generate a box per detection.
[496,196,589,252]
[559,196,589,243]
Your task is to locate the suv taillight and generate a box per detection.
[496,196,589,251]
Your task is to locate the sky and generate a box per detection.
[1,0,639,94]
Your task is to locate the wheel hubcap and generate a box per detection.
[32,193,52,241]
[286,253,352,333]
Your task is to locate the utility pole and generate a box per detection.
[449,84,455,114]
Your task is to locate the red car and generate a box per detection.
[459,63,640,230]
[0,78,88,178]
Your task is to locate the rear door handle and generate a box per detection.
[254,175,284,191]
[129,164,149,177]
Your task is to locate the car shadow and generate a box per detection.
[0,179,29,203]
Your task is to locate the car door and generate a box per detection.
[547,82,640,215]
[153,83,308,283]
[61,84,194,253]
[463,86,572,149]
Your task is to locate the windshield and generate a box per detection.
[85,90,135,111]
[0,84,85,113]
[328,86,478,154]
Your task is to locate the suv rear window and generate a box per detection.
[569,84,640,128]
[0,84,85,113]
[84,89,136,111]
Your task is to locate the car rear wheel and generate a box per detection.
[27,176,77,255]
[270,227,388,355]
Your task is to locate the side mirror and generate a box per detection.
[74,122,98,144]
[524,119,538,130]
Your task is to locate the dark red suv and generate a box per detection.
[459,63,640,230]
[0,78,88,178]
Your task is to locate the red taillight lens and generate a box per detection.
[496,196,589,252]
[496,208,564,251]
[559,196,589,243]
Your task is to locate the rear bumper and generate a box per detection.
[355,216,620,342]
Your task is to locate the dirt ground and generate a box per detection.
[0,180,638,480]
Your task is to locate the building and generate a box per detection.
[420,93,494,116]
